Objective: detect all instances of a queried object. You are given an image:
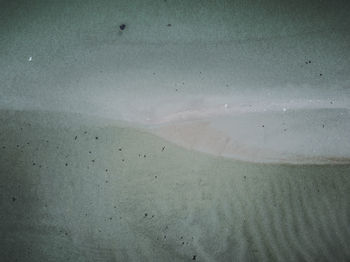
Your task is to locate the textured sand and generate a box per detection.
[1,0,350,260]
[1,110,350,261]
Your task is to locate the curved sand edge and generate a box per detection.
[1,109,350,261]
[149,108,350,164]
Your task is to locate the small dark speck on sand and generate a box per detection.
[144,154,146,158]
[144,213,148,217]
[74,136,77,140]
[320,73,323,76]
[12,197,16,202]
[95,137,99,140]
[322,124,325,128]
[162,146,165,151]
[118,148,122,151]
[120,24,126,30]
[65,163,68,166]
[193,255,197,260]
[167,24,171,27]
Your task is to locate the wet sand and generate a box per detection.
[1,110,350,261]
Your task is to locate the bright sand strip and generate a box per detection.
[1,109,350,261]
[150,107,350,164]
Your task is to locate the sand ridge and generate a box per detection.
[149,108,350,164]
[1,110,350,261]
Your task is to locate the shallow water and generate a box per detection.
[1,110,349,261]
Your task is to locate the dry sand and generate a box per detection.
[1,110,350,261]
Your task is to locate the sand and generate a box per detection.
[1,1,350,260]
[1,110,350,261]
[150,108,350,164]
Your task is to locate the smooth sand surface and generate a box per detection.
[1,110,350,261]
[151,108,350,164]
